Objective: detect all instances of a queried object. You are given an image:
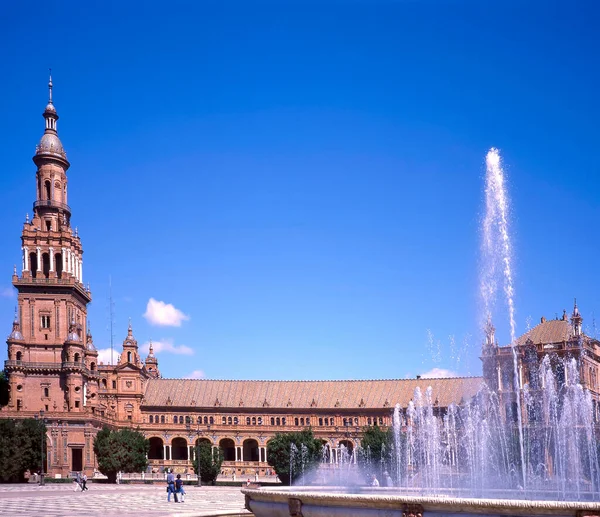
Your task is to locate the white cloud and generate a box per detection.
[143,298,189,327]
[183,370,205,379]
[0,287,15,298]
[140,339,193,356]
[421,367,458,379]
[97,348,119,365]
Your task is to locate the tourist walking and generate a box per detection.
[175,474,185,503]
[166,469,176,502]
[82,473,88,491]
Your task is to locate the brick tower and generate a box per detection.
[3,76,100,477]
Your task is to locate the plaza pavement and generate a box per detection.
[0,483,251,517]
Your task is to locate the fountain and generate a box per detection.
[243,149,600,516]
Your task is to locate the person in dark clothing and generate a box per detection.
[175,474,185,503]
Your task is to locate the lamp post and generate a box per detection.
[34,409,46,486]
[186,420,210,487]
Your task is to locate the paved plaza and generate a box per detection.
[0,483,250,517]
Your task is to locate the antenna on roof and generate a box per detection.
[107,275,116,364]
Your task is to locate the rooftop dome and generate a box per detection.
[36,132,66,158]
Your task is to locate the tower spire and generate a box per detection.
[48,69,53,105]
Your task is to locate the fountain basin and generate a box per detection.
[242,487,600,517]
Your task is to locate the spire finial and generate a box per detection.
[48,69,53,104]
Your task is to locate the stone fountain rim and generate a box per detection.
[241,487,600,516]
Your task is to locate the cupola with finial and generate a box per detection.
[7,308,24,342]
[483,314,496,348]
[120,319,141,366]
[144,340,160,378]
[34,70,69,167]
[571,299,583,337]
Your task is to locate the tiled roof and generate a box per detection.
[142,377,483,410]
[515,319,574,346]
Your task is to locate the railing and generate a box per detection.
[5,360,98,377]
[33,199,71,213]
[14,276,91,299]
[5,360,62,370]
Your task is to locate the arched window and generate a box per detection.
[16,351,22,361]
[252,417,256,425]
[161,415,165,424]
[270,417,275,426]
[319,418,323,426]
[246,417,251,425]
[228,416,232,425]
[204,416,208,424]
[234,417,238,425]
[29,252,37,278]
[198,416,202,423]
[44,180,51,200]
[179,416,184,424]
[295,417,299,426]
[276,417,280,426]
[173,416,177,424]
[155,415,158,422]
[301,418,305,426]
[149,415,154,423]
[209,416,214,424]
[282,417,286,425]
[90,362,96,371]
[44,387,49,397]
[127,351,132,363]
[55,253,63,279]
[185,416,190,424]
[257,417,262,425]
[379,417,383,425]
[42,253,50,278]
[101,379,107,389]
[222,416,226,425]
[354,417,358,425]
[74,353,80,363]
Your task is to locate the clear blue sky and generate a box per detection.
[1,1,598,380]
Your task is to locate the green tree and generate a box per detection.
[192,441,224,484]
[357,425,394,482]
[0,418,46,483]
[93,427,149,483]
[0,372,9,407]
[267,429,323,485]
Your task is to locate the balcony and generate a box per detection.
[14,276,91,301]
[5,360,98,378]
[33,199,71,214]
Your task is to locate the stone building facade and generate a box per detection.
[1,79,598,479]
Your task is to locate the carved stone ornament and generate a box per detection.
[125,381,132,388]
[288,497,303,517]
[403,503,424,517]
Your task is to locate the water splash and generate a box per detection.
[481,148,526,487]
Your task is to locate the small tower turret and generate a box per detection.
[119,320,141,367]
[571,299,583,337]
[483,314,496,348]
[144,340,160,378]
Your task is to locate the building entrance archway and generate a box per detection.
[171,437,188,460]
[220,438,235,461]
[243,439,259,462]
[148,437,164,460]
